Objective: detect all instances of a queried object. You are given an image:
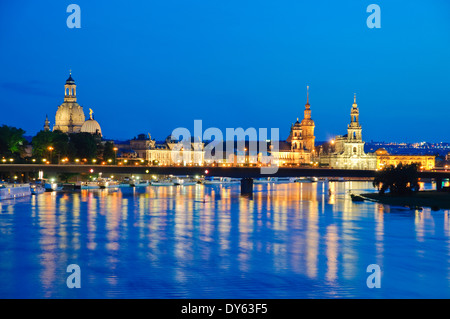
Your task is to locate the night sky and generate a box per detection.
[1,1,449,142]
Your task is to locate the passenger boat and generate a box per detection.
[0,183,31,200]
[203,177,241,185]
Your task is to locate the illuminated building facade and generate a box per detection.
[375,148,435,170]
[319,95,377,170]
[146,136,204,166]
[270,87,315,166]
[48,73,102,136]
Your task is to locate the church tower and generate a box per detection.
[345,94,365,156]
[64,72,77,102]
[53,72,86,133]
[300,86,315,152]
[289,119,303,151]
[348,94,362,141]
[43,115,50,132]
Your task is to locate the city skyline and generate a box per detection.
[1,1,450,142]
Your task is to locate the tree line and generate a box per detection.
[0,124,115,163]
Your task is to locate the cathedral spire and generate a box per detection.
[303,85,311,120]
[306,85,309,105]
[44,114,50,132]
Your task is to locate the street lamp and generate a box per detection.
[113,147,118,164]
[47,146,54,164]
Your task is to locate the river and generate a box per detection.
[0,181,449,298]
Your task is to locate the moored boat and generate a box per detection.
[254,177,272,184]
[0,183,31,200]
[44,182,63,192]
[294,177,318,183]
[203,176,240,185]
[151,180,175,186]
[350,193,365,202]
[172,177,197,186]
[270,177,296,184]
[80,181,100,190]
[132,180,150,187]
[30,183,45,195]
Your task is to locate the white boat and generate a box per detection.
[270,177,296,184]
[0,183,31,200]
[172,177,197,186]
[44,182,63,192]
[180,181,197,186]
[80,181,100,190]
[30,183,45,195]
[98,178,119,189]
[294,177,318,183]
[132,180,150,187]
[203,177,241,185]
[151,180,175,186]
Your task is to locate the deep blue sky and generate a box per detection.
[1,1,449,142]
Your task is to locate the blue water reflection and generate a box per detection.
[0,181,449,298]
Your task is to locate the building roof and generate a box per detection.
[66,74,75,85]
[80,119,102,136]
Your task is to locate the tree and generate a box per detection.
[32,130,69,162]
[0,125,26,157]
[373,163,420,195]
[58,173,79,183]
[69,133,97,159]
[102,141,116,161]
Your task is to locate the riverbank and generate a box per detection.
[362,191,450,210]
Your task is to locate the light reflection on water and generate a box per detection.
[0,181,449,298]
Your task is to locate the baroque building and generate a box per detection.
[319,95,377,170]
[375,148,435,170]
[47,72,102,136]
[146,136,204,166]
[270,87,315,165]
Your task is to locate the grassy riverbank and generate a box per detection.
[362,191,450,210]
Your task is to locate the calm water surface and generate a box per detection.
[0,181,449,298]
